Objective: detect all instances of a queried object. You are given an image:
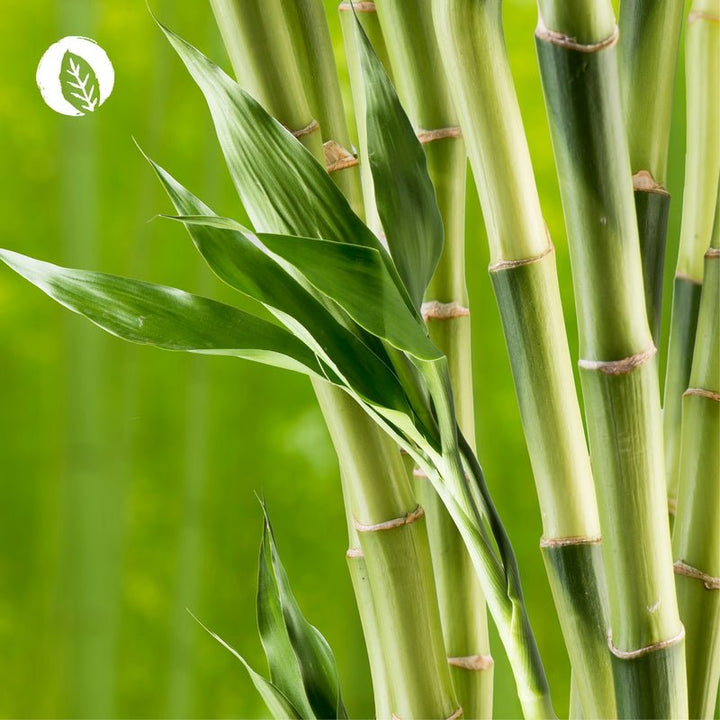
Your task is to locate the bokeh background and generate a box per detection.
[0,1,688,718]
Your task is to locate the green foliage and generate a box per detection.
[195,508,347,720]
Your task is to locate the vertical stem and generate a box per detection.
[672,184,720,719]
[433,1,613,715]
[534,0,687,715]
[209,3,459,716]
[369,2,493,716]
[664,0,720,508]
[618,0,684,341]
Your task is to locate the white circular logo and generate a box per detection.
[36,36,114,117]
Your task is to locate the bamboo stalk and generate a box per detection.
[366,2,493,716]
[664,0,720,510]
[208,3,459,716]
[432,1,613,716]
[534,1,687,715]
[672,183,720,719]
[618,0,684,342]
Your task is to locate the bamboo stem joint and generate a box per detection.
[578,345,657,375]
[674,561,720,590]
[354,505,426,532]
[608,627,685,659]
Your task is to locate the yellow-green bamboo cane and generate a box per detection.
[618,0,684,342]
[672,182,720,719]
[432,1,613,716]
[664,0,720,512]
[354,2,493,717]
[534,0,687,715]
[208,2,460,716]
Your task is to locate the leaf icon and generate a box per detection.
[60,50,100,114]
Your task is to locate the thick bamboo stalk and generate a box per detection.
[672,186,720,719]
[368,2,493,715]
[618,0,684,342]
[432,1,613,715]
[534,1,687,715]
[208,3,459,716]
[664,0,720,508]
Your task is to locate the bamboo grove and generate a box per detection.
[2,0,718,717]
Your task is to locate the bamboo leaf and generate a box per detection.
[0,249,327,378]
[190,613,303,720]
[144,156,414,416]
[163,214,442,362]
[257,522,317,718]
[60,51,99,114]
[261,507,348,719]
[154,20,417,316]
[354,16,444,309]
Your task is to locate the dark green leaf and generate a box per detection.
[155,20,416,316]
[261,507,348,719]
[60,50,99,114]
[144,155,413,415]
[190,613,303,720]
[355,18,444,308]
[0,249,326,378]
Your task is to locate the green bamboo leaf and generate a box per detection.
[190,613,303,720]
[257,522,317,718]
[261,507,348,719]
[0,249,327,378]
[154,19,416,316]
[144,155,414,415]
[354,15,444,309]
[164,214,442,363]
[60,50,99,114]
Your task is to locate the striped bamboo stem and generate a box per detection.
[367,2,493,715]
[664,0,720,511]
[209,2,459,716]
[672,183,720,719]
[618,0,684,342]
[432,1,613,716]
[534,0,687,715]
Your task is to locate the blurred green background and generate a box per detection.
[0,1,687,718]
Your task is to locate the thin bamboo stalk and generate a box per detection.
[672,183,720,719]
[618,0,684,342]
[208,3,459,716]
[664,0,720,510]
[534,1,687,715]
[432,1,613,716]
[362,2,492,716]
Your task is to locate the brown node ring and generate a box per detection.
[535,21,619,53]
[291,118,320,139]
[578,345,657,376]
[674,561,720,590]
[339,1,377,12]
[448,654,494,671]
[608,627,685,660]
[416,127,463,144]
[540,535,601,548]
[354,505,425,532]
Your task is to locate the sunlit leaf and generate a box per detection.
[0,249,328,378]
[355,16,444,309]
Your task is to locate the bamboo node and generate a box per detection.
[446,707,464,720]
[323,140,359,173]
[354,505,425,532]
[632,170,668,195]
[291,119,320,139]
[675,271,703,285]
[416,126,463,144]
[421,300,470,321]
[339,1,376,12]
[412,467,429,479]
[489,243,554,272]
[688,10,720,23]
[535,20,619,53]
[578,345,656,375]
[540,535,601,548]
[706,248,720,258]
[346,547,364,558]
[668,497,677,516]
[684,387,720,402]
[448,653,494,671]
[608,627,685,659]
[674,561,720,590]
